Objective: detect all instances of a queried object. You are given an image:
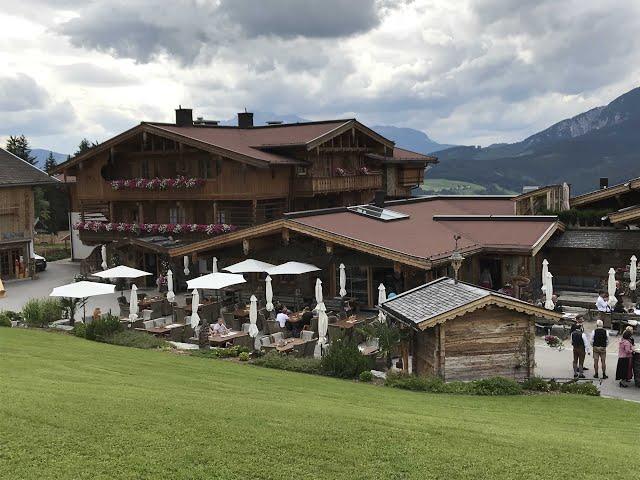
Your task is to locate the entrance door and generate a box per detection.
[478,258,502,290]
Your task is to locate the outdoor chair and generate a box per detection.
[222,311,235,325]
[257,312,267,331]
[303,339,317,357]
[241,323,251,333]
[234,335,254,351]
[266,319,287,336]
[271,332,284,343]
[328,315,339,324]
[143,319,155,330]
[142,309,153,321]
[291,342,306,357]
[327,324,344,343]
[260,336,272,348]
[300,330,315,341]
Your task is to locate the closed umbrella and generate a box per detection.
[183,256,190,276]
[541,259,549,294]
[212,257,218,273]
[317,302,328,351]
[166,269,175,303]
[339,263,347,297]
[378,283,387,322]
[608,268,617,308]
[265,275,274,312]
[190,289,200,329]
[248,295,259,337]
[314,278,323,306]
[129,284,139,321]
[630,255,637,291]
[562,182,570,211]
[544,273,554,310]
[101,245,108,270]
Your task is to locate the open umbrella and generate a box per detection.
[541,259,549,294]
[129,284,139,322]
[267,261,320,275]
[190,289,200,329]
[378,283,387,322]
[101,245,108,270]
[265,275,274,312]
[166,269,175,303]
[248,295,259,337]
[187,272,246,290]
[544,273,554,310]
[608,268,617,308]
[339,263,347,297]
[223,259,275,273]
[93,265,152,280]
[317,302,328,352]
[212,257,218,273]
[183,256,190,276]
[314,278,323,306]
[50,280,115,322]
[630,255,637,291]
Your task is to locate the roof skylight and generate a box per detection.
[347,205,409,221]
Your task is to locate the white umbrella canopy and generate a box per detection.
[248,295,259,337]
[544,273,554,310]
[608,268,618,307]
[541,259,549,294]
[314,278,323,306]
[267,261,320,276]
[265,275,274,312]
[93,265,152,279]
[190,289,201,329]
[562,182,571,211]
[50,281,115,298]
[377,283,387,322]
[212,257,218,273]
[339,263,347,297]
[630,255,637,291]
[183,256,190,276]
[166,269,175,303]
[129,284,139,321]
[187,272,246,290]
[100,245,108,270]
[223,259,275,273]
[317,302,328,348]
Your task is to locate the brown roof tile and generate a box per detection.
[0,148,58,188]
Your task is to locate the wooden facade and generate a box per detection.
[0,186,35,280]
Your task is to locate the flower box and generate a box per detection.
[74,221,236,236]
[110,176,206,191]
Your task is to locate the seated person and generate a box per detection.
[276,309,289,328]
[92,307,102,322]
[551,294,562,313]
[596,292,612,313]
[212,317,230,335]
[301,306,313,328]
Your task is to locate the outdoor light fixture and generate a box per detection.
[450,234,464,284]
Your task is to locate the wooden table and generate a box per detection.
[264,337,305,353]
[286,312,305,324]
[136,326,170,335]
[332,316,363,329]
[209,330,249,347]
[234,308,250,318]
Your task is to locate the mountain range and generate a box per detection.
[429,86,640,195]
[31,149,68,170]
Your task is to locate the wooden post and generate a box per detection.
[366,266,373,307]
[252,198,258,226]
[213,200,219,224]
[437,324,446,380]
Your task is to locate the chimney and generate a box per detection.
[238,111,254,128]
[600,177,609,189]
[175,106,193,127]
[374,190,386,208]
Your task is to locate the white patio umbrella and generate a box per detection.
[562,182,571,211]
[187,272,246,290]
[223,259,275,273]
[267,261,320,276]
[129,284,139,321]
[317,302,328,352]
[630,255,637,291]
[265,275,274,312]
[183,256,190,276]
[541,259,549,294]
[339,263,347,297]
[93,265,152,280]
[378,283,387,322]
[248,295,259,337]
[190,289,200,329]
[212,257,218,273]
[544,272,554,310]
[50,281,116,322]
[166,269,175,303]
[100,245,108,270]
[608,268,617,308]
[314,278,323,306]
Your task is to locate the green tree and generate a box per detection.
[358,320,406,369]
[33,187,50,223]
[44,152,57,174]
[74,138,99,156]
[6,134,37,165]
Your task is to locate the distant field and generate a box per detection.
[420,178,517,195]
[2,329,640,479]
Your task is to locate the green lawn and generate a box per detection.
[1,329,639,480]
[420,178,517,195]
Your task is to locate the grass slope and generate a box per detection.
[1,329,639,480]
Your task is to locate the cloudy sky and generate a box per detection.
[1,0,639,154]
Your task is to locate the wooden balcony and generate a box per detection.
[295,174,383,196]
[398,167,424,187]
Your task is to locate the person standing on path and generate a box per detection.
[616,330,634,388]
[571,322,591,379]
[590,319,609,379]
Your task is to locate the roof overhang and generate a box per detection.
[306,120,395,151]
[570,181,638,207]
[608,205,640,224]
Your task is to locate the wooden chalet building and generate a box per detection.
[53,108,436,277]
[0,148,58,280]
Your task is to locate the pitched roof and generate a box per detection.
[546,229,640,250]
[0,148,58,188]
[608,204,640,224]
[570,177,640,207]
[366,147,438,164]
[380,277,561,329]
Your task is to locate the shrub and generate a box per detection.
[191,345,251,359]
[22,298,62,327]
[252,352,322,375]
[0,313,11,327]
[471,377,522,396]
[320,339,370,379]
[238,352,250,362]
[102,330,168,349]
[359,370,373,382]
[85,314,122,341]
[72,323,87,338]
[385,372,450,393]
[521,376,551,392]
[559,381,600,396]
[0,310,22,326]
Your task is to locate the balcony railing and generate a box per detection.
[295,173,383,195]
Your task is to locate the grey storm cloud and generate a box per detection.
[57,63,138,86]
[0,74,50,111]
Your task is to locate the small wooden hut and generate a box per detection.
[380,277,562,381]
